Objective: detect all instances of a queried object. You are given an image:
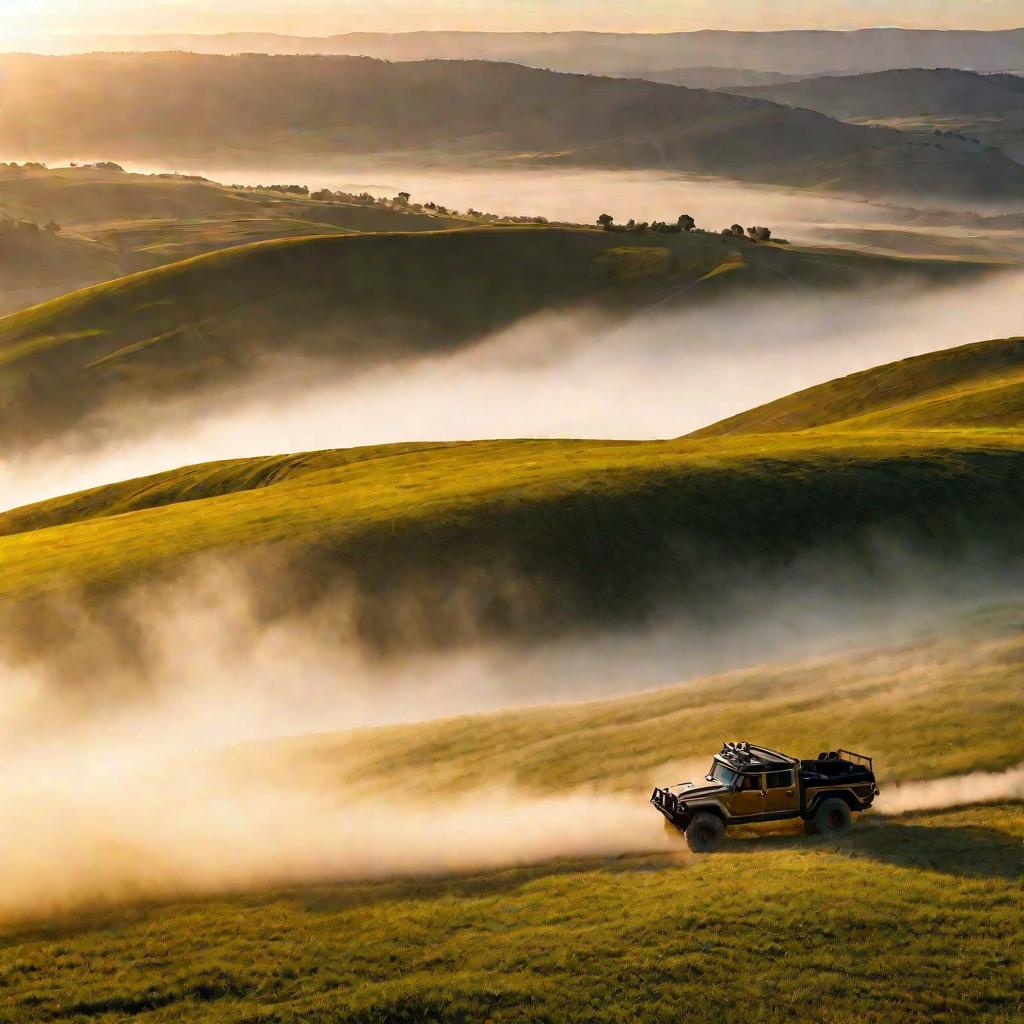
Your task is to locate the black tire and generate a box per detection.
[685,812,726,853]
[813,798,852,837]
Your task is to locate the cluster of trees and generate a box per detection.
[244,183,310,196]
[235,183,552,225]
[597,213,779,243]
[722,224,773,241]
[598,214,778,241]
[597,213,696,234]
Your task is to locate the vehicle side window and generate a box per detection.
[766,770,794,789]
[740,774,762,790]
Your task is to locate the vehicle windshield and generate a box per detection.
[710,762,737,787]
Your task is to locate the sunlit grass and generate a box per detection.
[0,804,1018,1023]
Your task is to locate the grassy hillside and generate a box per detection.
[1,313,1021,1020]
[0,164,473,310]
[0,165,471,241]
[2,223,977,451]
[1,604,1021,1019]
[4,327,1024,664]
[693,336,1024,436]
[3,54,1023,202]
[250,601,1024,794]
[4,430,1024,669]
[0,801,1015,1023]
[0,219,120,297]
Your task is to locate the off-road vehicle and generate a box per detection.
[651,742,879,852]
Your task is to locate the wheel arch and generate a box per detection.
[684,801,728,823]
[806,790,859,816]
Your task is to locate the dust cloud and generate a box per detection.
[876,765,1024,815]
[0,570,682,923]
[0,562,1018,924]
[5,268,1024,511]
[0,745,664,923]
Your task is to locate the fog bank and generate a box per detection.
[5,269,1023,511]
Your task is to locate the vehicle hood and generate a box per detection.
[669,781,726,801]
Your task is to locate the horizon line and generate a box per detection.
[10,25,1024,38]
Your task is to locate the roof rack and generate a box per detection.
[837,748,873,770]
[717,742,797,769]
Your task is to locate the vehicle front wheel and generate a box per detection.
[813,798,852,837]
[685,812,726,853]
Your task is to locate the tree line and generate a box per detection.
[597,213,779,242]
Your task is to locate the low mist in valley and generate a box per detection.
[39,158,1024,233]
[4,266,1022,511]
[2,153,1021,931]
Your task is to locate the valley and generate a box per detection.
[0,17,1021,1024]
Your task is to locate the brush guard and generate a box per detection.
[651,786,691,827]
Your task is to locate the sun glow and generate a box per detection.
[0,0,1021,43]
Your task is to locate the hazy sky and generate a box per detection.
[1,0,1020,37]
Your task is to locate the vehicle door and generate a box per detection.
[763,768,800,814]
[729,771,765,816]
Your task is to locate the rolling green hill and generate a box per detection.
[4,429,1024,667]
[249,601,1024,795]
[1,802,1018,1023]
[0,599,1021,1020]
[0,164,473,312]
[692,336,1024,436]
[1,322,1021,1021]
[2,224,980,452]
[3,53,1024,202]
[4,329,1024,668]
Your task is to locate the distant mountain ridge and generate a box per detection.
[2,53,1023,204]
[730,68,1024,119]
[726,68,1024,162]
[622,67,818,90]
[11,28,1024,76]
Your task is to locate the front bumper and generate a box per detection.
[651,786,683,821]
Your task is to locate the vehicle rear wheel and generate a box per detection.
[685,812,726,853]
[813,798,852,837]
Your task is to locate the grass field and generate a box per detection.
[2,593,1022,1021]
[0,206,997,450]
[3,432,1024,643]
[243,600,1024,797]
[0,165,475,315]
[0,591,1020,1022]
[1,323,1021,1020]
[693,336,1024,435]
[0,802,1018,1024]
